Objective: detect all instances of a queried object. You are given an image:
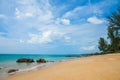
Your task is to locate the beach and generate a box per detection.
[0,54,78,78]
[2,53,120,80]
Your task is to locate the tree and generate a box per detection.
[107,7,120,29]
[98,37,108,53]
[107,6,120,52]
[107,26,116,51]
[98,6,120,53]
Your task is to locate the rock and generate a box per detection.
[8,69,18,73]
[36,58,47,63]
[16,58,34,63]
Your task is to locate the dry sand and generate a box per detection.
[2,53,120,80]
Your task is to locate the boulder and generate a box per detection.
[16,58,34,63]
[36,58,47,63]
[8,69,18,73]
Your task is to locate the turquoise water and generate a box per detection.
[0,54,71,62]
[0,54,81,78]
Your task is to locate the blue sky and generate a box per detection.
[0,0,120,54]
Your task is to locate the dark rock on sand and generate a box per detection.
[8,69,18,73]
[36,58,47,63]
[16,58,34,63]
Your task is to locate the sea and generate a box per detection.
[0,54,83,79]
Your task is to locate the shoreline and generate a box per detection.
[2,53,120,80]
[0,58,79,79]
[0,62,56,79]
[0,54,85,79]
[0,58,77,79]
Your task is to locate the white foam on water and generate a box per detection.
[18,62,55,72]
[0,62,56,79]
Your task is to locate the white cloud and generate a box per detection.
[27,29,67,44]
[15,0,53,21]
[27,31,52,44]
[64,36,71,43]
[17,0,30,4]
[0,0,115,54]
[63,6,85,18]
[15,8,33,19]
[61,18,70,25]
[19,39,24,43]
[0,14,7,20]
[63,5,102,19]
[55,18,70,25]
[87,16,104,24]
[81,45,95,51]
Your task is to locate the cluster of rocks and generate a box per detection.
[7,58,50,73]
[16,58,34,63]
[16,58,48,63]
[36,59,47,63]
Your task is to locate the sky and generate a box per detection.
[0,0,120,54]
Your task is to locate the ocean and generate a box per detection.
[0,54,82,78]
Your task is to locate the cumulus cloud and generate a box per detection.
[27,31,52,44]
[81,45,95,51]
[27,30,67,44]
[87,16,104,24]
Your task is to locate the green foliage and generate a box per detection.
[107,27,115,40]
[98,37,108,53]
[107,7,120,52]
[107,26,117,51]
[107,7,120,27]
[98,6,120,53]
